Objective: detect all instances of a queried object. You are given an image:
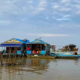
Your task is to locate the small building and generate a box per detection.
[61,44,78,51]
[0,38,29,55]
[26,39,50,55]
[68,44,77,51]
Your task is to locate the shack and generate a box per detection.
[61,44,78,51]
[0,38,29,55]
[68,44,78,51]
[26,39,50,55]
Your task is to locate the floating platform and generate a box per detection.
[27,55,56,59]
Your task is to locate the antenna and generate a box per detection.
[38,37,42,39]
[34,37,42,40]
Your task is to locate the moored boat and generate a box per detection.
[56,55,79,59]
[50,53,79,59]
[27,54,57,59]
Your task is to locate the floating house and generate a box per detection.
[26,39,50,55]
[59,44,78,52]
[0,38,29,55]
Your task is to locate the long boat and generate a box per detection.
[27,54,57,59]
[56,55,79,59]
[50,53,79,59]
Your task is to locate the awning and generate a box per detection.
[27,42,45,44]
[0,44,22,47]
[26,39,50,45]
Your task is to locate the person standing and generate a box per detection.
[73,51,77,55]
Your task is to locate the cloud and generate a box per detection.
[75,5,80,8]
[57,18,70,21]
[27,33,70,37]
[27,0,33,3]
[20,18,26,21]
[52,5,59,8]
[46,16,49,20]
[60,8,71,12]
[0,20,10,25]
[63,15,70,17]
[76,11,80,14]
[61,0,72,3]
[40,34,70,37]
[74,0,80,3]
[56,14,71,21]
[32,0,47,14]
[0,0,79,18]
[0,0,47,16]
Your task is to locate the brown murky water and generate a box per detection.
[0,58,80,80]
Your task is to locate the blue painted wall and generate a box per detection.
[26,50,31,55]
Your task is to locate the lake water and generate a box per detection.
[0,58,80,80]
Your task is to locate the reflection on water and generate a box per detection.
[0,58,80,80]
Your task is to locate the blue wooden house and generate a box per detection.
[0,38,29,55]
[26,39,50,55]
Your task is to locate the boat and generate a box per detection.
[56,55,79,59]
[27,54,57,59]
[50,53,79,59]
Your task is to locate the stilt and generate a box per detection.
[0,50,4,66]
[8,47,11,65]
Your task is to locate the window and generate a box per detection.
[42,44,45,50]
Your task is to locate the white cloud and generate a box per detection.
[46,17,49,20]
[20,18,26,21]
[59,23,80,28]
[63,15,70,17]
[41,34,70,37]
[0,0,47,16]
[76,11,80,14]
[32,0,47,14]
[53,11,57,14]
[57,14,71,21]
[0,0,23,15]
[0,20,10,25]
[74,0,80,3]
[52,5,59,8]
[61,0,72,3]
[60,8,71,12]
[27,0,33,3]
[27,33,70,37]
[75,5,80,8]
[65,3,70,6]
[57,18,70,21]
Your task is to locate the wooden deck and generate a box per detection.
[27,55,56,59]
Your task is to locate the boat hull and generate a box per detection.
[27,55,56,59]
[56,55,79,59]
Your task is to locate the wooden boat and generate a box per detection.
[79,54,80,57]
[56,55,79,59]
[27,54,56,59]
[50,53,79,59]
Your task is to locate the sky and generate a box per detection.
[0,0,80,47]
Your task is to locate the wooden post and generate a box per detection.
[14,47,17,64]
[1,53,3,66]
[0,50,4,66]
[8,47,11,65]
[0,52,2,66]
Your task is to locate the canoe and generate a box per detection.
[27,55,56,59]
[56,55,79,59]
[50,53,79,59]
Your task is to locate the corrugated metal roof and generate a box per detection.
[0,44,22,47]
[27,39,49,45]
[1,38,29,44]
[14,38,26,43]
